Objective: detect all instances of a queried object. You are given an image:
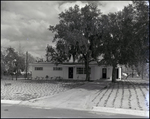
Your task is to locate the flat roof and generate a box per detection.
[29,62,98,65]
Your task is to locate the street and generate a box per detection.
[1,104,148,118]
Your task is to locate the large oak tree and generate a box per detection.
[49,4,103,81]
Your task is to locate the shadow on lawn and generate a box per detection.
[59,79,150,90]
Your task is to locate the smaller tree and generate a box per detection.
[4,47,26,80]
[28,53,36,63]
[1,51,6,78]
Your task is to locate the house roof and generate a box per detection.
[29,61,98,66]
[29,61,122,68]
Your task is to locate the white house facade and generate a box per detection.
[29,62,121,80]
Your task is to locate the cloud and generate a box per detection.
[1,38,11,47]
[98,1,132,14]
[1,1,132,59]
[1,1,58,58]
[58,1,88,12]
[58,1,132,14]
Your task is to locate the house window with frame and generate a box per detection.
[76,67,91,74]
[53,67,62,71]
[35,67,43,70]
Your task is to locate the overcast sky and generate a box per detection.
[1,1,132,59]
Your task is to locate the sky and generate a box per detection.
[1,1,132,60]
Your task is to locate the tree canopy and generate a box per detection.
[98,1,149,82]
[48,4,104,81]
[4,47,25,75]
[2,47,36,79]
[48,1,149,82]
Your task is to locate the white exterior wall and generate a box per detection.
[32,64,64,79]
[99,66,111,79]
[108,67,112,80]
[74,66,86,80]
[93,66,114,80]
[90,66,94,80]
[94,66,101,80]
[73,66,95,80]
[30,63,121,80]
[62,67,68,79]
[109,66,122,80]
[62,66,75,79]
[44,66,64,78]
[76,74,86,80]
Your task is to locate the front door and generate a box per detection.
[68,67,73,78]
[102,68,107,79]
[116,68,119,79]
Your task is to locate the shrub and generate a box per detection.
[45,75,49,78]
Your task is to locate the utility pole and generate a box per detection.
[25,51,28,79]
[18,42,21,56]
[46,44,49,62]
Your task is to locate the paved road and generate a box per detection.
[1,104,148,118]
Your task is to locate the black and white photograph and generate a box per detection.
[1,1,149,118]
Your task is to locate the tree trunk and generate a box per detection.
[126,73,131,79]
[85,55,90,81]
[26,51,28,80]
[112,64,117,83]
[85,64,90,81]
[132,70,134,78]
[16,70,18,80]
[16,73,17,80]
[11,74,13,80]
[73,54,75,63]
[141,64,144,79]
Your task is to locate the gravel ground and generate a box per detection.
[1,77,149,111]
[90,78,149,111]
[1,78,85,101]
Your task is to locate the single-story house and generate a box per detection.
[29,61,122,80]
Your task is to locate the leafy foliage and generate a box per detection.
[98,1,149,82]
[3,47,25,75]
[48,1,149,82]
[48,4,104,81]
[1,51,6,76]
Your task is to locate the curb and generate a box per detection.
[1,100,22,104]
[92,106,149,117]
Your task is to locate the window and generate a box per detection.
[77,67,84,74]
[76,67,91,74]
[102,68,107,73]
[35,67,43,70]
[53,67,62,71]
